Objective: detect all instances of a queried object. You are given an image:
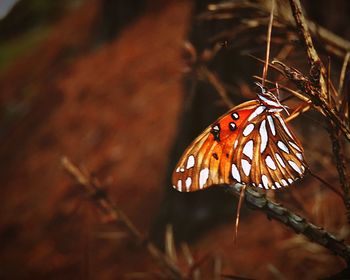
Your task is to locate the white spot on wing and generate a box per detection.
[257,183,263,189]
[185,177,192,191]
[281,179,288,186]
[241,159,251,176]
[289,141,302,152]
[288,160,303,174]
[288,178,294,184]
[232,112,239,119]
[259,120,268,153]
[176,167,180,172]
[259,95,282,108]
[262,175,269,189]
[186,155,195,169]
[231,163,241,182]
[248,105,266,121]
[276,115,293,138]
[267,115,276,136]
[265,155,277,170]
[243,123,255,137]
[277,141,289,154]
[234,139,238,149]
[199,168,209,189]
[268,108,283,113]
[275,182,282,189]
[296,153,303,160]
[213,125,220,131]
[275,153,286,168]
[180,167,185,172]
[177,180,182,191]
[242,140,254,160]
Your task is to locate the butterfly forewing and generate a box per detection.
[172,99,307,192]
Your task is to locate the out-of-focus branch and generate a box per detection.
[61,156,185,280]
[227,184,350,264]
[338,51,350,95]
[201,1,350,59]
[200,66,234,108]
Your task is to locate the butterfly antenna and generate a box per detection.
[262,0,275,86]
[234,184,246,243]
[309,170,343,198]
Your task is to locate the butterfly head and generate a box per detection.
[255,82,289,115]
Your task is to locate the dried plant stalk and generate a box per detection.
[228,184,350,263]
[286,0,350,223]
[61,157,185,280]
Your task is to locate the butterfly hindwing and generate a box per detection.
[257,113,307,189]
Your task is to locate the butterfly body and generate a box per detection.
[172,85,307,192]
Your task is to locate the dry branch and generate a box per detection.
[286,0,350,222]
[227,184,350,264]
[288,0,327,98]
[271,59,350,141]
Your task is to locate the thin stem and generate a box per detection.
[338,51,350,95]
[262,0,275,86]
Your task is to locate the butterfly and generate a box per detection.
[172,82,308,192]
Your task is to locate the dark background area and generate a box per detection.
[0,0,349,279]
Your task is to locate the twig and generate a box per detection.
[227,184,350,264]
[202,1,350,59]
[262,0,275,85]
[234,184,246,242]
[285,101,311,122]
[338,51,350,95]
[288,0,327,98]
[272,59,350,141]
[200,66,234,108]
[61,156,185,280]
[329,129,350,222]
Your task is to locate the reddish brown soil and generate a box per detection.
[0,1,189,278]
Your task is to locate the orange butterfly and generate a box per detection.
[172,83,307,192]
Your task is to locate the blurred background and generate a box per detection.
[0,0,349,279]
